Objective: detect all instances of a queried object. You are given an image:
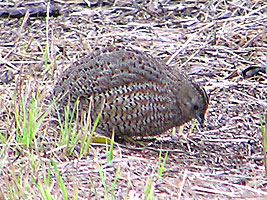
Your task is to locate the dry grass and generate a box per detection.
[0,0,266,199]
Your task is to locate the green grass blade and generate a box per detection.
[51,159,68,200]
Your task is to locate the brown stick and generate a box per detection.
[0,5,61,18]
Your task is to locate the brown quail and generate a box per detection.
[53,46,209,138]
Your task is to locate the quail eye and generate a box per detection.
[193,105,199,110]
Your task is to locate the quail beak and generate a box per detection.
[196,114,204,126]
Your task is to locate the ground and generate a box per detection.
[0,0,266,199]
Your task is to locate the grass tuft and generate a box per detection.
[144,175,155,200]
[51,159,68,200]
[158,150,168,178]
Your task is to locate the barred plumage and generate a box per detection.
[53,46,208,138]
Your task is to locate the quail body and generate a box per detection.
[53,46,208,138]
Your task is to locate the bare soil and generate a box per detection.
[0,0,266,199]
